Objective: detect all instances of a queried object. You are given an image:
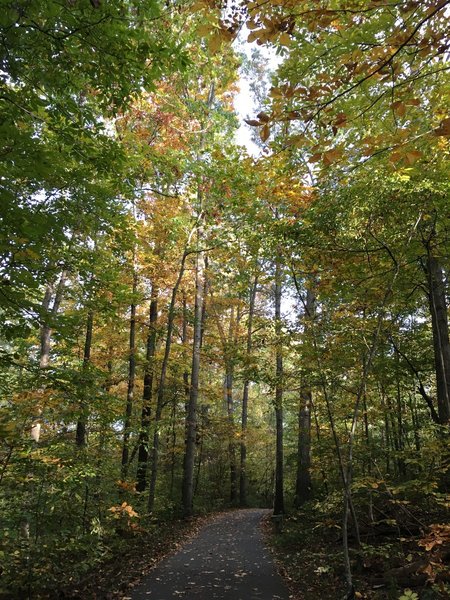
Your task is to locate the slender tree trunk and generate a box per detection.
[408,392,421,453]
[395,360,406,476]
[226,367,238,505]
[33,270,67,443]
[182,249,206,516]
[224,307,238,505]
[76,310,93,447]
[136,286,158,493]
[381,387,391,474]
[39,271,67,369]
[94,348,113,518]
[295,387,312,506]
[182,292,191,400]
[148,251,189,512]
[240,275,258,507]
[194,406,206,497]
[121,271,138,480]
[294,287,315,507]
[424,253,450,424]
[181,81,213,516]
[362,389,371,476]
[169,399,177,499]
[273,254,285,515]
[39,283,54,368]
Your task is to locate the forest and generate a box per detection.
[0,0,449,598]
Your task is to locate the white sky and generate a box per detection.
[232,28,283,156]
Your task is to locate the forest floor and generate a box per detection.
[266,505,450,600]
[60,513,210,599]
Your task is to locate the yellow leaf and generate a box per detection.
[197,24,212,37]
[279,33,292,46]
[269,87,283,98]
[189,0,206,11]
[287,134,308,148]
[208,32,223,54]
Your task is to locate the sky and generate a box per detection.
[232,28,283,157]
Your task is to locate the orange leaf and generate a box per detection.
[434,117,450,136]
[260,124,270,143]
[256,111,270,123]
[392,100,406,117]
[309,152,322,163]
[405,98,420,106]
[389,151,403,163]
[244,119,262,127]
[405,150,422,164]
[323,148,343,164]
[334,112,347,127]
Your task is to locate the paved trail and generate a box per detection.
[130,508,290,600]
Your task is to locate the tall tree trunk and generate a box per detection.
[169,398,177,499]
[33,271,67,442]
[225,306,238,505]
[424,252,450,424]
[212,301,239,505]
[182,292,191,400]
[226,367,238,505]
[76,310,94,447]
[148,250,190,512]
[294,287,315,507]
[136,286,158,493]
[39,271,67,369]
[295,387,312,507]
[273,254,285,515]
[181,81,213,516]
[121,271,138,480]
[240,275,258,507]
[182,249,206,517]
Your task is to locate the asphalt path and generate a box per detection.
[130,508,290,600]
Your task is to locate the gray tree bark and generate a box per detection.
[273,255,285,515]
[121,270,138,480]
[295,287,315,507]
[425,253,450,424]
[136,286,158,492]
[76,310,93,448]
[240,275,258,507]
[182,249,206,516]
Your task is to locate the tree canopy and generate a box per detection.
[0,1,449,598]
